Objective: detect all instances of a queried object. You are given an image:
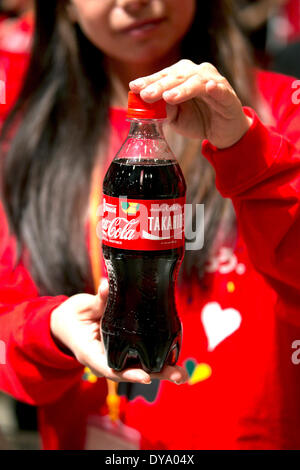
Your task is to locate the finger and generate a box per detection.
[140,76,186,102]
[165,102,179,124]
[129,59,197,92]
[129,68,171,92]
[79,340,188,385]
[157,61,227,106]
[200,90,235,119]
[139,68,199,103]
[150,365,189,384]
[79,340,152,384]
[116,368,152,384]
[162,73,207,104]
[205,80,240,112]
[162,74,237,115]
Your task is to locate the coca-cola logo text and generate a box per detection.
[103,217,139,241]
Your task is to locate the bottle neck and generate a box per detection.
[127,119,165,140]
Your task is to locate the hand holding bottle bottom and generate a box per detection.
[50,278,188,385]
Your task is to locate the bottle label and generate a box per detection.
[102,195,185,250]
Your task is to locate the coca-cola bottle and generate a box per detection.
[101,92,186,373]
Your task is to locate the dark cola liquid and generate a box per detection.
[101,158,186,373]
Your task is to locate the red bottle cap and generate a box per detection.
[127,91,167,119]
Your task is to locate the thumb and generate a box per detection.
[80,278,109,321]
[86,278,108,320]
[98,277,109,300]
[166,102,179,124]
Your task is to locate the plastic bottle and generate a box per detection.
[101,92,186,373]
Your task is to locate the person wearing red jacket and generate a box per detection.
[0,3,33,121]
[0,0,300,450]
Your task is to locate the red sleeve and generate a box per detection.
[0,50,30,126]
[0,201,83,405]
[202,91,300,325]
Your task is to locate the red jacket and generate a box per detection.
[0,13,33,119]
[0,70,300,449]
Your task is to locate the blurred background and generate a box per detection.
[0,0,299,450]
[236,0,300,77]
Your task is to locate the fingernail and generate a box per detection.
[206,80,218,94]
[164,90,179,99]
[99,278,109,295]
[140,374,151,384]
[171,375,187,385]
[142,86,156,97]
[207,80,217,88]
[130,78,145,88]
[125,371,150,383]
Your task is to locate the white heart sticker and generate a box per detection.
[201,302,242,351]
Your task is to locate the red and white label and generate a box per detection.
[102,195,185,250]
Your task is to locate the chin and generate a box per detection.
[123,45,173,65]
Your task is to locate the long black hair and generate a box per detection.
[1,0,256,296]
